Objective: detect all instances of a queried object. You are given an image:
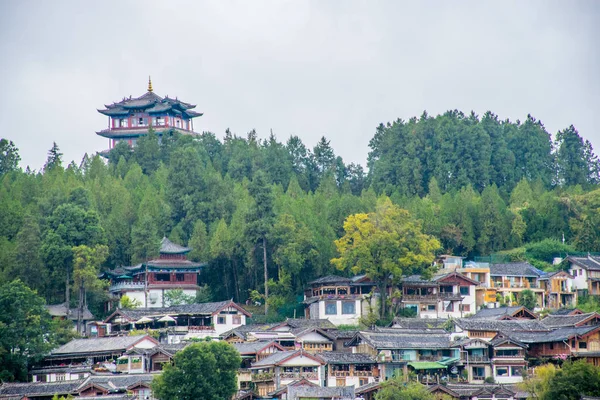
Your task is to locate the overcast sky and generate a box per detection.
[0,1,598,171]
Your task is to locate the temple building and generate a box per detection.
[96,77,203,153]
[101,237,206,309]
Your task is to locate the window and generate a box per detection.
[176,273,185,282]
[511,366,524,376]
[217,316,226,324]
[445,302,454,312]
[580,341,587,349]
[139,117,144,126]
[56,373,66,381]
[460,304,471,312]
[342,301,355,314]
[232,315,241,324]
[473,367,485,379]
[496,367,508,376]
[325,302,337,315]
[496,349,519,357]
[155,273,170,282]
[427,304,436,311]
[460,286,470,295]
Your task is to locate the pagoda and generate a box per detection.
[102,237,206,309]
[96,77,203,153]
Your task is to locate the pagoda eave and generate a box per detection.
[96,127,199,139]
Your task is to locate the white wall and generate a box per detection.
[212,311,246,335]
[317,299,362,325]
[569,266,588,290]
[326,375,376,388]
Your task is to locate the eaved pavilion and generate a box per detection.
[96,77,203,153]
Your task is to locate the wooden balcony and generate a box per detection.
[280,372,318,380]
[251,372,274,382]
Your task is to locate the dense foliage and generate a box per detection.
[1,110,600,321]
[0,280,72,382]
[152,341,241,400]
[519,361,600,400]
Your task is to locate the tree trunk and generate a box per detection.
[232,258,241,302]
[77,284,84,335]
[263,236,269,316]
[65,268,70,314]
[378,282,388,321]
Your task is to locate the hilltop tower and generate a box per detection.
[96,77,203,153]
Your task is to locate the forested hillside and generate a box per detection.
[1,110,600,318]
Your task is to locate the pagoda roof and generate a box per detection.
[160,237,190,254]
[98,90,202,119]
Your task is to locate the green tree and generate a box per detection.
[555,125,598,187]
[518,289,537,310]
[134,128,161,175]
[518,363,556,400]
[119,294,142,309]
[152,341,241,400]
[544,360,600,400]
[246,171,275,314]
[375,377,434,400]
[72,245,109,333]
[0,139,21,174]
[163,289,195,307]
[44,142,63,171]
[0,280,54,382]
[332,198,440,319]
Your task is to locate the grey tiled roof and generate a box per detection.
[508,325,600,343]
[159,237,190,254]
[390,318,450,330]
[567,256,600,271]
[251,350,297,367]
[308,275,352,285]
[355,331,452,349]
[251,350,324,368]
[98,91,202,119]
[468,306,533,320]
[550,308,582,315]
[441,384,516,397]
[454,319,548,332]
[233,341,279,355]
[220,324,275,340]
[489,262,544,277]
[46,302,94,321]
[288,385,355,399]
[0,380,84,397]
[81,374,154,390]
[316,351,376,364]
[107,300,249,322]
[279,318,336,330]
[540,312,600,328]
[49,335,151,356]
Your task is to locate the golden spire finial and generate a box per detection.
[148,76,153,92]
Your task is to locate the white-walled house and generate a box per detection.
[31,335,158,383]
[400,272,479,319]
[317,352,378,388]
[567,255,600,295]
[250,350,326,397]
[303,275,377,326]
[103,300,251,340]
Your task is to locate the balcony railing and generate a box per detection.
[402,293,462,301]
[109,282,145,292]
[251,372,274,382]
[331,370,374,377]
[466,355,489,362]
[280,372,318,380]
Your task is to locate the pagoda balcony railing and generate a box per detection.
[109,282,145,292]
[168,326,214,333]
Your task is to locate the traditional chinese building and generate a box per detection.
[96,77,202,153]
[102,237,206,308]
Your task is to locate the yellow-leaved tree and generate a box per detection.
[331,197,440,320]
